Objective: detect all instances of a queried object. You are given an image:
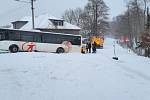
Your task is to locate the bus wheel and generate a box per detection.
[56,47,65,53]
[9,44,19,53]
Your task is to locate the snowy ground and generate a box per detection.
[0,38,150,100]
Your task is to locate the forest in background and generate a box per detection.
[62,0,150,57]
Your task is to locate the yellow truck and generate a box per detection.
[91,36,104,49]
[81,36,104,53]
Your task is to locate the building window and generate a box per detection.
[53,21,58,26]
[50,19,64,26]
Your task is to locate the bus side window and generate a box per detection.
[0,34,2,40]
[56,34,65,44]
[0,33,5,40]
[5,32,9,40]
[42,34,51,43]
[9,32,20,41]
[34,34,42,43]
[20,32,34,42]
[21,35,34,42]
[42,34,57,44]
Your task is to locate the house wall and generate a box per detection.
[38,29,80,35]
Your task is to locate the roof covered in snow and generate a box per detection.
[11,14,81,30]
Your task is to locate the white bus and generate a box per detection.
[0,28,82,53]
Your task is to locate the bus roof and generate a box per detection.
[0,28,81,37]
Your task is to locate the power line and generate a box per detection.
[0,4,28,18]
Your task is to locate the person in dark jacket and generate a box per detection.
[92,42,97,53]
[87,42,91,53]
[86,43,89,53]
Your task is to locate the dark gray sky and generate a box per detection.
[0,0,126,26]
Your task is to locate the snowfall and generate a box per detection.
[0,38,150,100]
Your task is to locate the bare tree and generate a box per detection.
[62,0,109,37]
[111,0,145,53]
[83,0,109,36]
[62,9,75,24]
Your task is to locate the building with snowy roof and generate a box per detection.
[11,14,81,35]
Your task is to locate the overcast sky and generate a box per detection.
[0,0,126,26]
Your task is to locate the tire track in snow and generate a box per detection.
[115,61,150,82]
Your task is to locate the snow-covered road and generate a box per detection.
[0,38,150,100]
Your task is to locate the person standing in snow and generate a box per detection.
[87,42,91,53]
[92,42,97,53]
[86,43,89,53]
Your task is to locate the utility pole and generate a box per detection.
[31,0,35,29]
